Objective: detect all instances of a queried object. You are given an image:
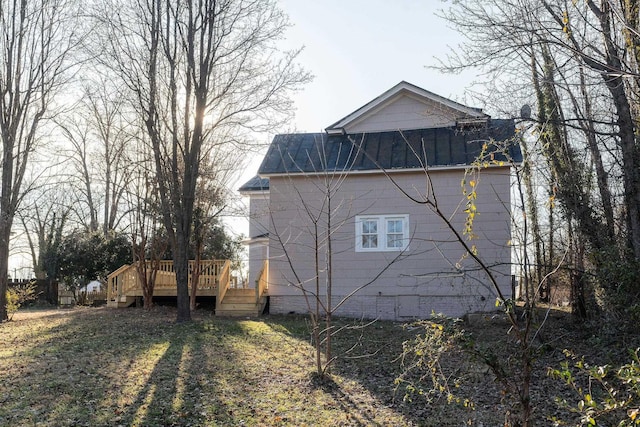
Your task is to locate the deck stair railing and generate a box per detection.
[255,259,268,302]
[216,260,232,303]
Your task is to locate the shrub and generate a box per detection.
[549,348,640,426]
[395,315,471,406]
[6,281,39,320]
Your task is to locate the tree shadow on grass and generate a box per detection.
[308,372,376,427]
[2,308,443,426]
[261,314,508,426]
[262,314,427,426]
[116,321,236,426]
[0,307,243,426]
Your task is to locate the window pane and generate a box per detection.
[387,219,402,233]
[362,234,378,248]
[362,220,377,234]
[387,234,403,248]
[356,215,407,252]
[387,219,404,248]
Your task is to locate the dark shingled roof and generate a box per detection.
[258,119,521,175]
[238,175,270,192]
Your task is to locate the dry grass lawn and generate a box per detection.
[0,306,637,426]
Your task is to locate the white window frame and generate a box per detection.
[355,214,409,252]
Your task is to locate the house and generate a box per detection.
[239,81,522,320]
[81,280,102,293]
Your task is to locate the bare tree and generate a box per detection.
[385,134,544,427]
[127,163,166,310]
[0,0,79,320]
[439,0,640,313]
[57,114,99,231]
[269,135,407,377]
[18,186,72,304]
[85,81,134,235]
[131,224,167,311]
[57,82,134,234]
[95,0,309,322]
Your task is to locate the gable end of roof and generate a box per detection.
[325,81,488,133]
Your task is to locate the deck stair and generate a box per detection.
[215,288,267,317]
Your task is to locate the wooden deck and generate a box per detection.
[106,260,269,316]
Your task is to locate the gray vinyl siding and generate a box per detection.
[246,192,270,287]
[343,94,459,133]
[247,242,268,288]
[248,192,269,239]
[266,168,513,320]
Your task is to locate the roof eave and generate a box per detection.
[238,188,269,196]
[259,163,511,178]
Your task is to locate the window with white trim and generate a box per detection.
[355,215,409,252]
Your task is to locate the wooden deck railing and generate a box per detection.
[107,259,229,302]
[78,289,108,306]
[255,259,268,302]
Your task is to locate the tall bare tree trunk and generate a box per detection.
[174,234,190,321]
[0,126,18,319]
[0,222,11,320]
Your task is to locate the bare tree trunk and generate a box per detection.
[142,260,159,310]
[520,129,544,300]
[569,223,588,318]
[0,58,25,319]
[174,234,190,322]
[135,261,151,310]
[547,186,555,300]
[46,279,57,306]
[135,255,157,311]
[0,225,11,320]
[314,222,322,375]
[576,66,615,239]
[324,184,333,373]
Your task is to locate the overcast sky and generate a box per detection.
[277,0,479,132]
